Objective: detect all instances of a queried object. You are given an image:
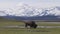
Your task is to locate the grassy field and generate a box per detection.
[0,28,60,34]
[0,20,60,26]
[37,22,60,26]
[0,17,60,26]
[0,18,60,25]
[0,18,60,34]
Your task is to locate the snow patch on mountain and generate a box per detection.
[0,3,60,17]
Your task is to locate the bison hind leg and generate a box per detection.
[33,24,37,28]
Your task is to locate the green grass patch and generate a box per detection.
[0,20,60,26]
[0,28,60,34]
[0,18,60,26]
[37,22,60,26]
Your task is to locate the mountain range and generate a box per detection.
[0,3,60,21]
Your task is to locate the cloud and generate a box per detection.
[30,2,60,8]
[0,2,16,9]
[0,0,60,9]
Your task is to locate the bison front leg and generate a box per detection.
[25,23,28,28]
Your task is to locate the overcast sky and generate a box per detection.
[0,0,60,9]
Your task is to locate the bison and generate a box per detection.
[24,21,37,28]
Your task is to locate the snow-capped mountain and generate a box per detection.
[0,3,60,17]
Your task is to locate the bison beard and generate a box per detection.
[25,21,37,28]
